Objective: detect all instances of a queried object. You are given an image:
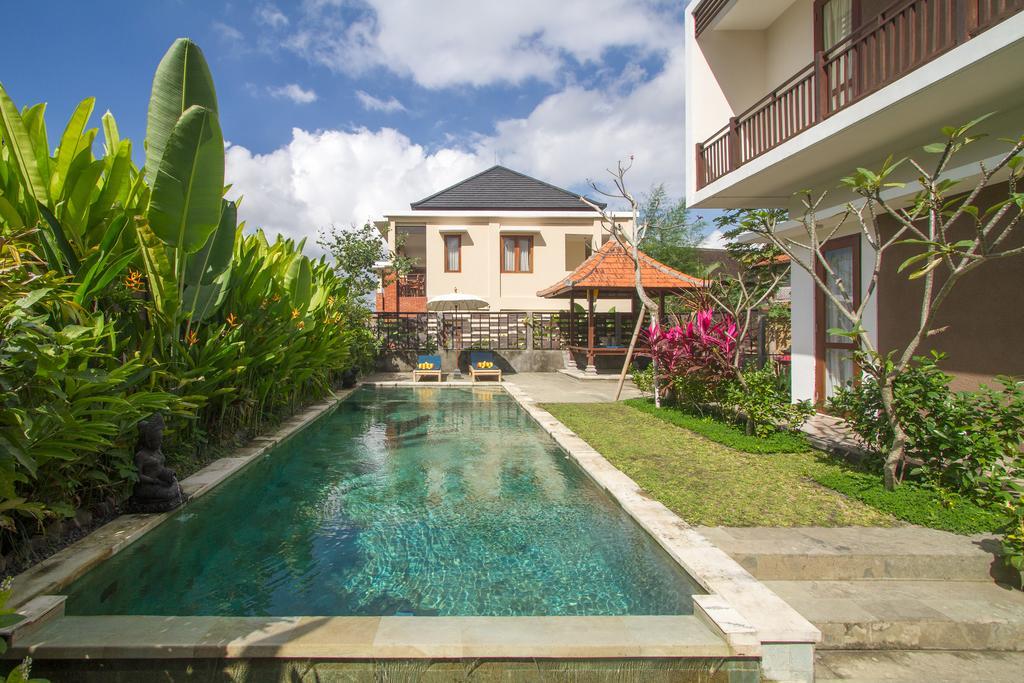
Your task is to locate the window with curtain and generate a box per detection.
[822,0,853,50]
[444,234,461,272]
[501,236,533,272]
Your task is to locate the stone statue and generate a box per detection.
[126,414,185,513]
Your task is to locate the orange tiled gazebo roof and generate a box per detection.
[537,239,705,299]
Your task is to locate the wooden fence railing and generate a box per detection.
[370,312,641,351]
[695,0,1023,189]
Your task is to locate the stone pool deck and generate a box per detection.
[366,371,642,402]
[702,526,1024,681]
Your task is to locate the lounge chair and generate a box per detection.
[469,351,502,383]
[413,354,443,382]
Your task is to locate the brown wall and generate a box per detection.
[877,182,1024,391]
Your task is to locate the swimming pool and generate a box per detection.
[65,386,700,617]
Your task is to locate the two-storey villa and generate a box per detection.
[685,0,1024,402]
[374,166,632,313]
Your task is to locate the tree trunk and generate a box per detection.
[878,377,907,490]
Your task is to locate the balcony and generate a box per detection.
[398,270,426,298]
[695,0,1024,190]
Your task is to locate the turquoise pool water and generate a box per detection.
[65,387,700,616]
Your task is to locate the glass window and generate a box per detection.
[517,237,531,272]
[501,235,533,272]
[503,237,516,272]
[444,234,460,272]
[824,246,854,342]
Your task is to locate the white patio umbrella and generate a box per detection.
[426,290,489,312]
[427,290,488,358]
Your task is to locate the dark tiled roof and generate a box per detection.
[410,165,606,211]
[537,240,705,298]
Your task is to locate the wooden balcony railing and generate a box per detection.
[397,271,426,298]
[695,0,1023,190]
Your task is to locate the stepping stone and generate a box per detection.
[698,526,1007,582]
[816,649,1024,682]
[765,579,1024,651]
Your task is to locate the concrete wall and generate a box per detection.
[377,349,567,374]
[876,182,1024,391]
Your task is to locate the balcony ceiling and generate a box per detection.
[712,0,799,31]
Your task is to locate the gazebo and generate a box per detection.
[537,240,705,375]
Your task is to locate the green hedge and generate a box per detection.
[624,398,811,454]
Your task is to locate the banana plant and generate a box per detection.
[138,38,234,332]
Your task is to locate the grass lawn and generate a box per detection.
[543,402,1006,533]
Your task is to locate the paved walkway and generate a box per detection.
[367,372,641,403]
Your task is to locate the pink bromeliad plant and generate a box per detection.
[642,308,740,401]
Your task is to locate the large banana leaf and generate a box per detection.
[136,220,179,321]
[49,97,95,202]
[20,102,51,183]
[186,198,236,286]
[183,273,228,322]
[144,38,218,188]
[147,105,224,254]
[101,110,120,157]
[285,256,313,308]
[0,83,46,210]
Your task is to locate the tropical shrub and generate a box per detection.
[829,352,1023,583]
[829,352,1024,499]
[0,39,373,556]
[723,366,813,438]
[643,308,738,403]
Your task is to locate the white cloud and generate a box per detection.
[267,83,319,104]
[700,229,730,249]
[355,91,406,113]
[225,128,487,245]
[255,4,289,29]
[225,45,686,249]
[212,21,244,43]
[284,0,679,89]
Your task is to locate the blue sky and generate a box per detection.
[3,1,718,246]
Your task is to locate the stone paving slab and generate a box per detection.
[699,526,1006,581]
[7,615,735,660]
[766,579,1024,651]
[815,649,1024,682]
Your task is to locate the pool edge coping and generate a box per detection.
[496,381,821,654]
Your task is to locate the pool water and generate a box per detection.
[66,387,700,616]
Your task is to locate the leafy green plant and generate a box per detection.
[829,352,1023,501]
[624,398,811,454]
[0,38,374,555]
[724,365,813,438]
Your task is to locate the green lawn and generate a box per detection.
[543,402,1007,533]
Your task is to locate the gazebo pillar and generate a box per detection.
[566,292,577,370]
[585,288,597,375]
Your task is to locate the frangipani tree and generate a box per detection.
[580,157,668,404]
[742,117,1024,489]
